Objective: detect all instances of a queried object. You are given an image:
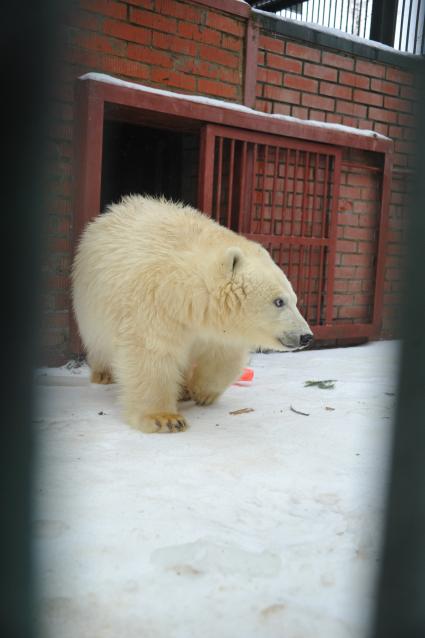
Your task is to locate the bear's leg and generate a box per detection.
[87,352,114,385]
[188,342,249,406]
[114,344,188,433]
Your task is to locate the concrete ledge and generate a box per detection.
[254,9,424,71]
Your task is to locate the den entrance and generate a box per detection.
[100,120,200,212]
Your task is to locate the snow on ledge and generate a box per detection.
[254,10,419,59]
[79,72,389,142]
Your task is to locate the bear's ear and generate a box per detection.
[223,246,244,276]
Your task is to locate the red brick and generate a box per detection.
[291,106,308,119]
[374,122,389,136]
[259,34,285,54]
[153,32,197,56]
[309,109,326,122]
[322,51,354,70]
[205,12,244,37]
[338,305,369,319]
[263,85,300,104]
[129,7,177,33]
[334,293,355,305]
[79,0,126,19]
[371,78,399,96]
[353,89,383,107]
[101,54,150,80]
[177,22,221,46]
[398,112,416,127]
[301,93,335,111]
[179,59,240,84]
[320,81,352,100]
[400,84,417,100]
[304,62,337,82]
[127,43,173,68]
[222,34,243,52]
[267,53,302,73]
[384,95,412,113]
[386,66,414,85]
[103,19,151,45]
[336,240,358,253]
[151,69,196,92]
[335,100,367,117]
[395,140,413,155]
[197,78,238,99]
[257,68,282,85]
[344,226,373,241]
[356,59,385,78]
[199,44,239,68]
[326,113,343,124]
[274,103,291,116]
[156,0,201,22]
[368,106,398,124]
[286,41,320,62]
[334,266,357,278]
[339,71,370,89]
[284,74,318,93]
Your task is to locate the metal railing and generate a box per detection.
[250,0,425,55]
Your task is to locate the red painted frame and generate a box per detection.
[72,75,393,350]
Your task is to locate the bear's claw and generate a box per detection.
[127,412,188,433]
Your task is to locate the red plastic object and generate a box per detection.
[234,367,254,386]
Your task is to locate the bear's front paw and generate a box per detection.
[190,388,221,406]
[126,411,188,433]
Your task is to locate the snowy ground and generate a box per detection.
[33,341,399,638]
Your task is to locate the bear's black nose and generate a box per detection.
[300,333,313,347]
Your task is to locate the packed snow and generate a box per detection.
[33,340,399,638]
[80,72,389,141]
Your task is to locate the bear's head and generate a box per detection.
[214,244,313,352]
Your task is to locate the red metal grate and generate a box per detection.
[198,124,391,340]
[199,124,342,331]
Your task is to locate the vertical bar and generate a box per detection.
[422,2,425,54]
[324,152,342,324]
[326,0,332,27]
[371,151,393,335]
[413,0,422,54]
[407,0,414,52]
[317,154,330,324]
[226,139,235,229]
[312,153,319,237]
[398,0,407,49]
[345,0,350,32]
[297,152,311,304]
[288,149,299,284]
[270,146,279,235]
[249,143,258,234]
[260,145,267,234]
[238,141,248,233]
[71,78,104,355]
[197,125,215,216]
[305,244,313,322]
[215,137,223,223]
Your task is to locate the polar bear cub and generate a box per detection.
[72,195,313,433]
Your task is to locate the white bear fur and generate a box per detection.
[72,195,312,433]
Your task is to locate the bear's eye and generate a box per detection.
[274,297,285,308]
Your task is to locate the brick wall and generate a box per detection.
[42,0,419,364]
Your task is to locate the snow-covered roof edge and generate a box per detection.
[79,72,389,142]
[254,9,420,61]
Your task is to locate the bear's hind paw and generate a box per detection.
[126,412,188,433]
